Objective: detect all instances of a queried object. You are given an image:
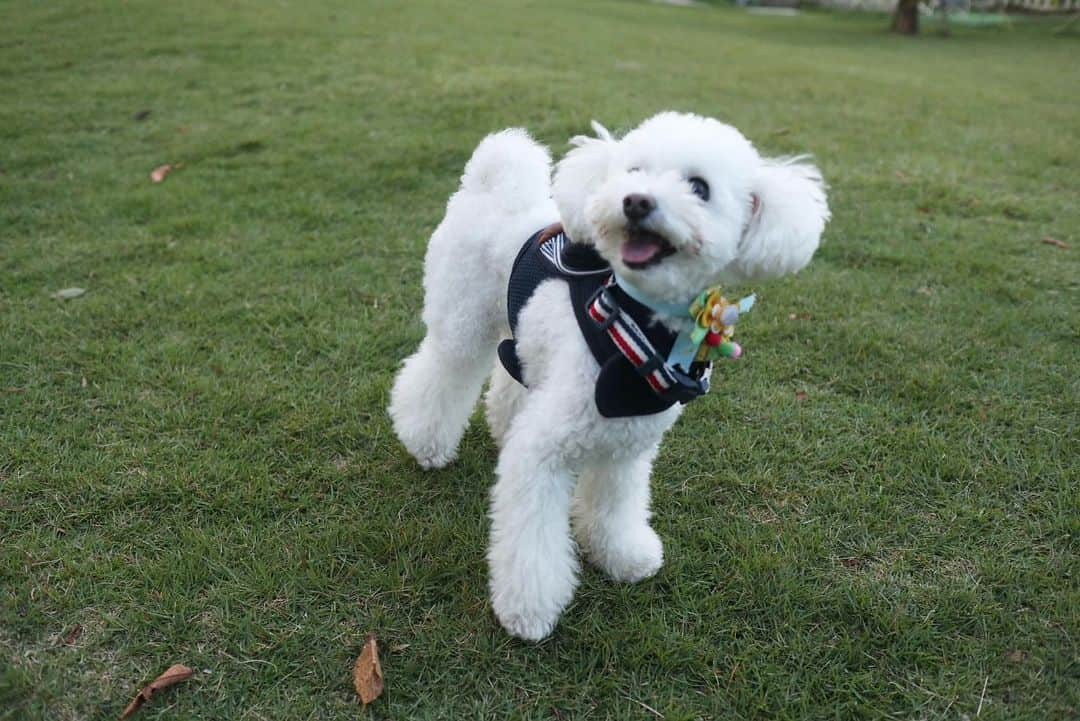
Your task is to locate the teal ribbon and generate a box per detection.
[612,274,694,317]
[617,278,755,372]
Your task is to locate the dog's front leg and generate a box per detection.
[487,426,579,641]
[572,446,664,583]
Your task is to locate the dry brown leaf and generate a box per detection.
[150,164,173,183]
[150,163,184,183]
[119,664,194,720]
[794,390,808,401]
[894,170,908,180]
[62,624,83,645]
[1041,236,1068,249]
[353,634,384,706]
[788,312,812,321]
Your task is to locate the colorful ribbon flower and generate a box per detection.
[687,288,755,362]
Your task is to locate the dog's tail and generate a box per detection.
[459,128,551,212]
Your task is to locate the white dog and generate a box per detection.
[388,112,829,640]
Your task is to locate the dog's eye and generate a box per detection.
[688,177,710,201]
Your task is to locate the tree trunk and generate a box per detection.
[891,0,920,34]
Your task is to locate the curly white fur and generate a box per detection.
[389,112,830,640]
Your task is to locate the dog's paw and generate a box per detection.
[489,571,573,641]
[494,608,558,642]
[589,524,664,583]
[391,422,459,469]
[411,444,457,470]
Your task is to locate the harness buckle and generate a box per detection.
[663,366,710,404]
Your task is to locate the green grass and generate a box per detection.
[2,1,1077,719]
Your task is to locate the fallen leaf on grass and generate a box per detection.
[794,390,808,401]
[353,634,384,706]
[916,286,933,296]
[51,287,86,300]
[788,312,812,321]
[1006,649,1028,663]
[1041,236,1068,249]
[150,163,184,183]
[389,643,410,653]
[894,170,908,180]
[62,624,83,645]
[119,664,194,720]
[5,387,25,393]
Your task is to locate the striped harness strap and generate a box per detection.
[587,280,710,405]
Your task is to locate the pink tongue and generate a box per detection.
[621,236,661,265]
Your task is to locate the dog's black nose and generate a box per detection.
[623,193,656,221]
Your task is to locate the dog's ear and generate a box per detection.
[553,121,616,244]
[736,156,830,279]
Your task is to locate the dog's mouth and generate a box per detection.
[621,227,677,270]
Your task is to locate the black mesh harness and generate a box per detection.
[498,225,710,418]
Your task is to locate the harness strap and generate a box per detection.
[587,281,710,404]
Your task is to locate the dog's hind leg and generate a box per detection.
[389,236,503,469]
[571,445,664,583]
[390,127,552,469]
[389,330,495,469]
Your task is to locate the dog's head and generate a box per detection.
[552,112,830,302]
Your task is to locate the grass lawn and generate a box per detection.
[2,0,1077,719]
